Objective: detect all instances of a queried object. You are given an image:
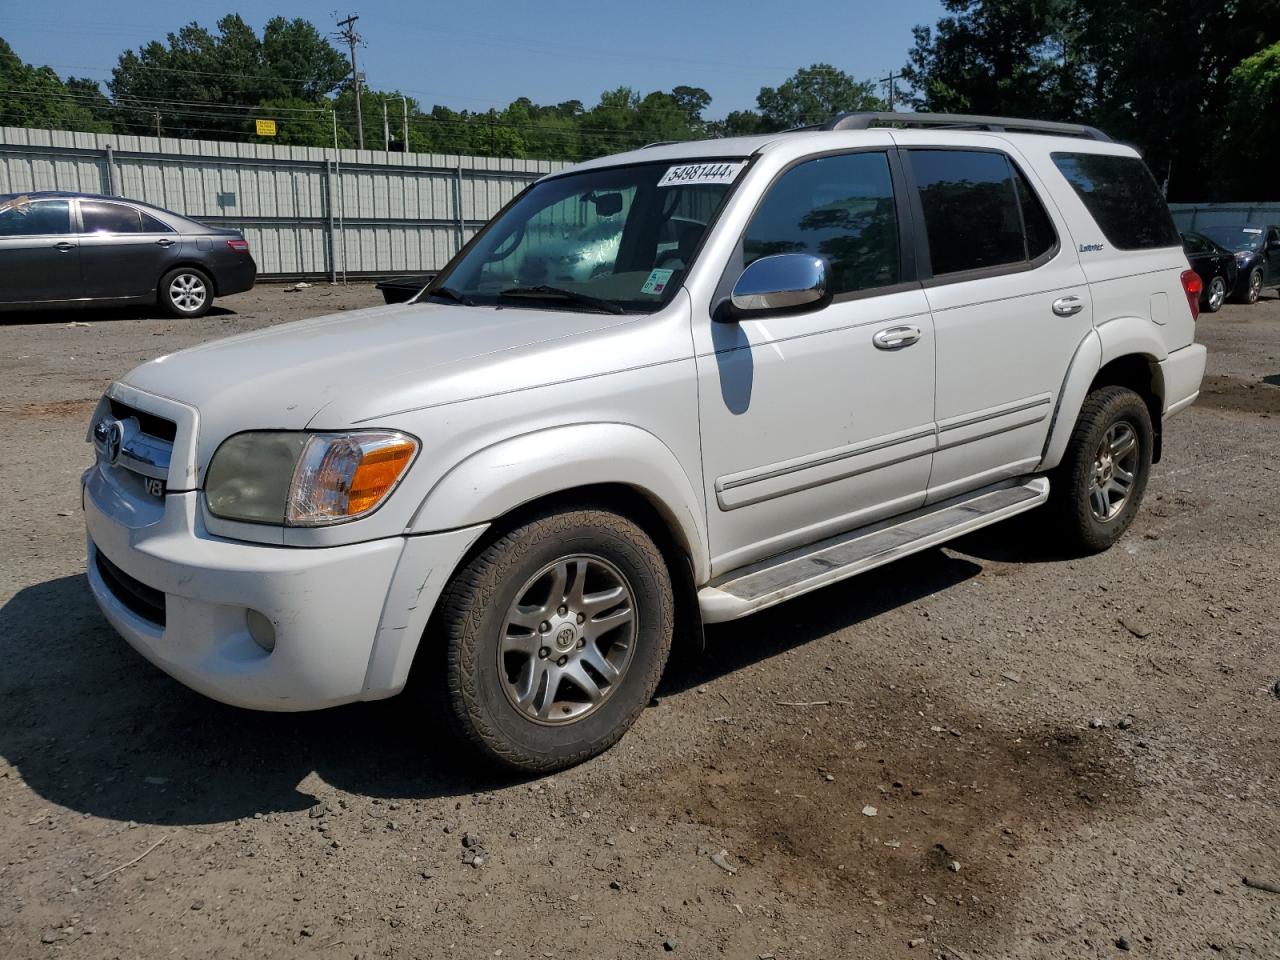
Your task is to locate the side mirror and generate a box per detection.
[721,254,831,322]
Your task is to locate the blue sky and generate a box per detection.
[1,0,944,117]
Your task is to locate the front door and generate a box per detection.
[900,145,1094,503]
[76,199,180,300]
[694,150,936,575]
[0,197,81,305]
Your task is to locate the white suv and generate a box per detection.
[83,112,1207,771]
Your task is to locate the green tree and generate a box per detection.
[109,15,348,139]
[756,63,884,130]
[1218,42,1280,199]
[0,38,112,132]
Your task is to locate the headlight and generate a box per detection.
[1235,251,1251,266]
[205,430,418,526]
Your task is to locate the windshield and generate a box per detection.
[1199,225,1264,253]
[432,159,745,312]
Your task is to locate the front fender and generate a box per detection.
[409,422,710,583]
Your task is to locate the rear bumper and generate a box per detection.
[214,256,257,296]
[1160,343,1207,420]
[83,466,484,711]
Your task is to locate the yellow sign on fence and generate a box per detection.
[255,119,277,137]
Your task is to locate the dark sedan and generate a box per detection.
[1197,223,1280,304]
[0,191,256,317]
[1181,231,1238,314]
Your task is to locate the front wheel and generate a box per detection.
[1050,386,1154,553]
[1236,267,1263,305]
[432,505,674,772]
[159,266,213,318]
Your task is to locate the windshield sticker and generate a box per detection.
[1243,227,1263,233]
[657,161,746,188]
[640,268,674,295]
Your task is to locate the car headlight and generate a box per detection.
[1236,251,1251,266]
[205,430,418,526]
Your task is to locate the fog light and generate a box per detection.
[246,609,276,653]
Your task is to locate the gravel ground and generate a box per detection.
[1,283,1278,960]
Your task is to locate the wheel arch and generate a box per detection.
[158,261,217,298]
[1041,320,1168,470]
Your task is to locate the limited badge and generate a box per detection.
[641,268,674,296]
[657,161,746,188]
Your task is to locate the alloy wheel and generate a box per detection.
[169,273,208,313]
[1088,420,1139,522]
[1207,277,1226,311]
[1248,270,1262,303]
[498,555,637,724]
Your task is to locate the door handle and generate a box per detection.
[1052,295,1085,317]
[154,238,176,247]
[872,325,922,350]
[52,241,75,252]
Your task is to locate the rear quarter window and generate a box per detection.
[1051,153,1180,250]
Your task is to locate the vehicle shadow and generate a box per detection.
[0,304,234,326]
[1,546,988,826]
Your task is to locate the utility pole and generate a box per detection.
[383,99,390,151]
[335,14,364,150]
[154,110,162,138]
[879,70,902,112]
[400,96,408,153]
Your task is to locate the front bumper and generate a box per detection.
[83,465,483,711]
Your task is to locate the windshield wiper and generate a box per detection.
[498,285,625,315]
[427,285,475,306]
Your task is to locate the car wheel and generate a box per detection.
[159,267,213,318]
[1051,385,1153,554]
[432,505,674,772]
[1240,267,1263,305]
[1204,276,1226,313]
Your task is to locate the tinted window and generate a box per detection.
[0,198,71,236]
[909,150,1026,275]
[1181,233,1207,255]
[1014,167,1056,260]
[81,201,143,234]
[140,211,172,233]
[744,152,900,296]
[1051,153,1180,250]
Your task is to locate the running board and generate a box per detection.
[698,477,1049,623]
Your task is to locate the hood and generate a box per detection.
[123,300,642,433]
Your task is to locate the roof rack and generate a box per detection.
[802,111,1111,142]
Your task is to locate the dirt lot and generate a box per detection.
[2,284,1279,960]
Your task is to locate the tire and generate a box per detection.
[1203,275,1226,313]
[1050,386,1153,554]
[1235,267,1263,305]
[159,266,213,318]
[431,505,675,772]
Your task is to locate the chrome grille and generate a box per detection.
[93,400,175,482]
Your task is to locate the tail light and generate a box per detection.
[1180,269,1202,321]
[226,238,250,253]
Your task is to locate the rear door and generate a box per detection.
[1266,227,1280,286]
[0,197,81,305]
[76,200,180,300]
[898,141,1093,504]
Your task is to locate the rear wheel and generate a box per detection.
[1204,275,1226,313]
[432,505,674,772]
[1051,386,1153,553]
[159,266,213,318]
